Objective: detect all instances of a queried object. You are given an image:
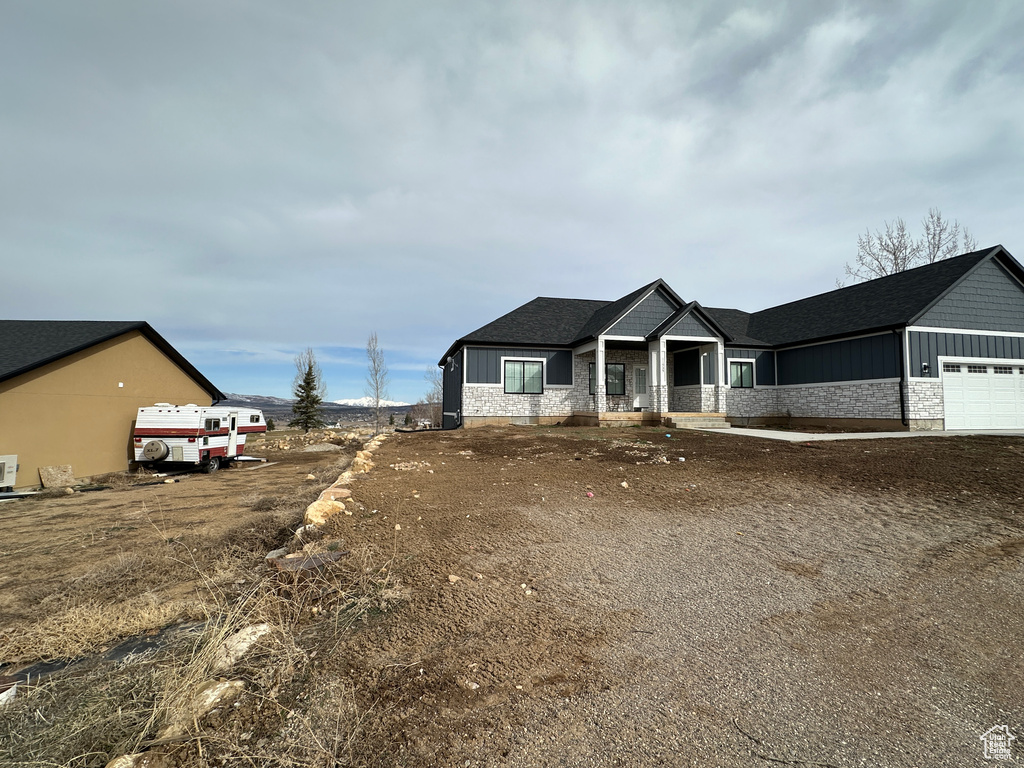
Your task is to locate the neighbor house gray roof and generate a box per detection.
[0,320,225,399]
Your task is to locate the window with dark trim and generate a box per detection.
[249,414,261,423]
[730,361,753,388]
[505,360,543,394]
[606,364,625,395]
[204,418,221,431]
[588,362,596,395]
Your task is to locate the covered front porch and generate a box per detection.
[569,337,729,426]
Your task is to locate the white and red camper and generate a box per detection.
[133,403,267,472]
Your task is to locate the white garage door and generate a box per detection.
[942,360,1024,429]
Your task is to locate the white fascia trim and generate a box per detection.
[936,354,1024,367]
[574,340,599,355]
[601,334,646,342]
[907,326,1024,339]
[775,330,894,352]
[662,335,719,343]
[773,377,901,389]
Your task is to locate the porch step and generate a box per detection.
[664,414,731,430]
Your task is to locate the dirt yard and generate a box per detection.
[2,426,1023,767]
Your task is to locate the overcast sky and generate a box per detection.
[4,1,1023,402]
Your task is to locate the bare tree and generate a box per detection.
[424,366,443,427]
[841,209,977,285]
[920,208,977,264]
[365,332,390,435]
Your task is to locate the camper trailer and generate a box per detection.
[133,403,267,472]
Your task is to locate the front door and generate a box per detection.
[633,366,649,410]
[228,413,239,457]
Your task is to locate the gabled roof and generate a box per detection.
[439,245,1021,364]
[439,280,684,363]
[759,246,1004,345]
[0,320,225,400]
[571,279,684,343]
[708,246,1017,347]
[649,301,730,341]
[701,307,768,346]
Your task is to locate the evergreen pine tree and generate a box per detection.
[289,348,327,433]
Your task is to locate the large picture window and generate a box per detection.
[730,360,753,388]
[606,363,625,395]
[505,360,543,394]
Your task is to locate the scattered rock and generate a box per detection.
[64,487,75,495]
[156,680,245,741]
[0,683,15,709]
[269,550,348,572]
[448,575,461,583]
[39,464,75,488]
[265,546,288,560]
[620,481,629,488]
[304,474,317,481]
[303,499,345,526]
[303,443,342,452]
[212,624,273,673]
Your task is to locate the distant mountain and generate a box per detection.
[333,396,411,407]
[224,393,294,406]
[221,394,411,428]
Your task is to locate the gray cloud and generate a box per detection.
[3,0,1023,398]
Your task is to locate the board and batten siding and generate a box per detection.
[464,347,573,385]
[607,289,677,337]
[908,331,1024,378]
[776,333,899,385]
[724,348,776,386]
[917,259,1024,333]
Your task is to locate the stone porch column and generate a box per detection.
[648,338,669,412]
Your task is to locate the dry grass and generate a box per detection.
[0,535,405,768]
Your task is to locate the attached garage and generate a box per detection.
[941,360,1024,429]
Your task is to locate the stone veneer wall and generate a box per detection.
[904,380,944,427]
[462,385,574,418]
[774,380,902,420]
[726,387,781,417]
[670,385,701,411]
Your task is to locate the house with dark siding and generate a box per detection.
[438,245,1024,431]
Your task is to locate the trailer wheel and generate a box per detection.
[203,458,220,474]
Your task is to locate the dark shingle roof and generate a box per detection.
[741,248,995,346]
[701,307,767,346]
[457,297,609,348]
[0,320,224,399]
[439,246,1015,362]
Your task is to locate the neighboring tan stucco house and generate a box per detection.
[439,245,1024,431]
[0,321,224,489]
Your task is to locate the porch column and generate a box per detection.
[595,337,607,413]
[648,338,668,413]
[716,340,728,414]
